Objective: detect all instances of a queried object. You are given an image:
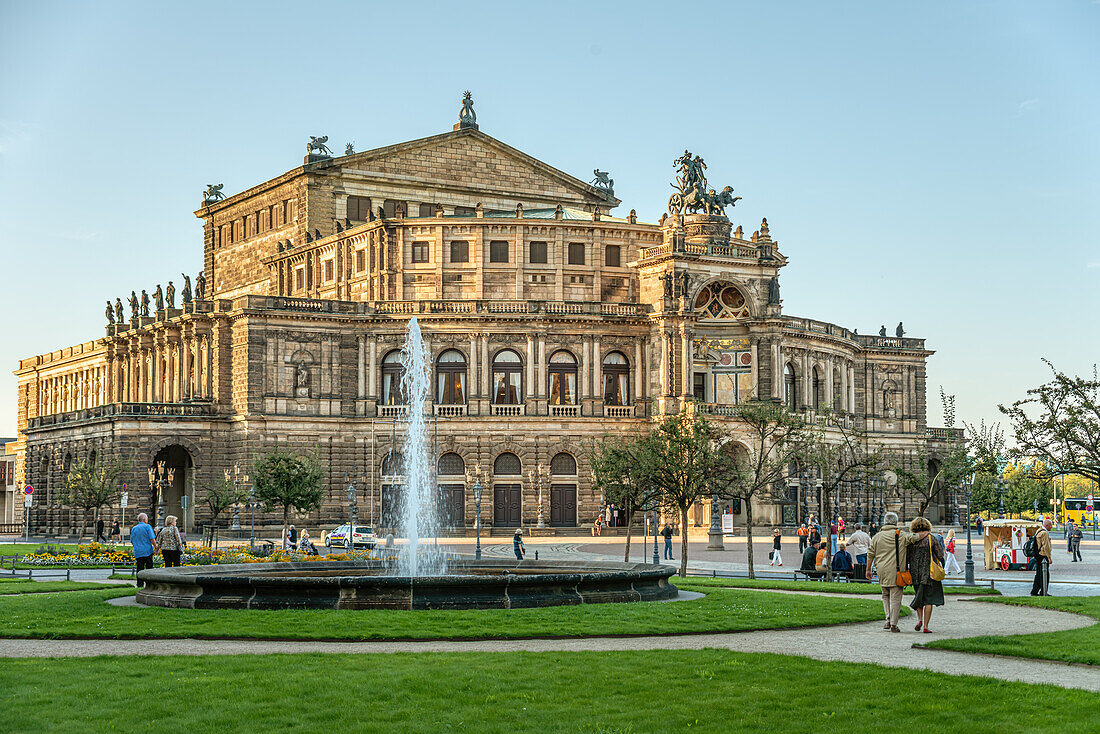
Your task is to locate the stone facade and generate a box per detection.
[11,115,962,535]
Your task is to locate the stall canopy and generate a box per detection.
[982,518,1044,570]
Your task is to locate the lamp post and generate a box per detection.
[529,464,549,529]
[227,470,242,531]
[652,508,660,564]
[996,477,1006,519]
[346,472,357,552]
[148,460,175,529]
[856,479,865,524]
[707,493,725,551]
[963,475,975,585]
[467,464,484,561]
[248,487,257,551]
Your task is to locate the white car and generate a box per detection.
[325,524,377,550]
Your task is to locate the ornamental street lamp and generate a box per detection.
[467,464,485,561]
[652,509,660,565]
[528,464,549,529]
[148,460,175,528]
[226,469,242,531]
[856,479,865,524]
[346,472,357,552]
[962,474,976,585]
[996,477,1006,519]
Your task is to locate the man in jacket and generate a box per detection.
[1030,518,1053,596]
[831,541,854,575]
[866,511,925,632]
[800,539,823,578]
[130,513,158,588]
[1070,523,1083,562]
[846,523,872,572]
[662,523,675,560]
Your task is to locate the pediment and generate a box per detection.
[340,129,618,207]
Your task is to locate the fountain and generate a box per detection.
[134,318,679,610]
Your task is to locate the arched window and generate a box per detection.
[381,350,405,405]
[435,349,467,405]
[381,451,403,477]
[812,367,823,409]
[548,350,578,406]
[493,452,521,476]
[784,363,797,410]
[437,452,465,476]
[693,282,751,319]
[832,369,842,409]
[602,352,629,406]
[550,452,577,475]
[492,349,522,404]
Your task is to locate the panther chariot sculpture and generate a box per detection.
[667,150,741,217]
[307,135,333,157]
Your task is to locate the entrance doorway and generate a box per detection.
[493,484,521,527]
[549,484,577,526]
[437,484,465,528]
[152,445,193,532]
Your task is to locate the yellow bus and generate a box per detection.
[1063,498,1098,527]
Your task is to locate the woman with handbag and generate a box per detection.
[769,528,783,567]
[943,529,963,574]
[908,516,946,633]
[155,515,185,568]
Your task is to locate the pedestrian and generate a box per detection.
[866,511,924,632]
[156,515,185,568]
[1030,518,1053,596]
[1071,523,1083,562]
[943,529,963,574]
[594,514,603,536]
[1065,519,1075,544]
[110,520,121,542]
[287,524,298,550]
[831,541,853,575]
[513,528,526,560]
[770,528,783,567]
[846,523,871,578]
[837,515,846,542]
[605,504,612,529]
[908,516,945,633]
[976,516,984,536]
[662,523,674,560]
[95,517,105,543]
[829,519,838,555]
[797,523,808,553]
[809,523,821,547]
[130,512,158,587]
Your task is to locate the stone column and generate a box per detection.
[680,326,691,398]
[592,336,601,398]
[526,334,534,400]
[357,335,366,399]
[848,364,855,412]
[480,334,490,399]
[581,338,590,400]
[825,357,834,408]
[368,336,378,399]
[750,340,759,399]
[634,338,642,403]
[536,335,546,399]
[772,342,782,399]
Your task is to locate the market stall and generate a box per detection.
[982,518,1044,570]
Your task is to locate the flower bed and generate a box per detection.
[19,544,393,567]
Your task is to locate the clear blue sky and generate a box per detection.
[1,1,1098,437]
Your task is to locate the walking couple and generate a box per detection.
[867,513,945,634]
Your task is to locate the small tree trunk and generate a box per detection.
[623,499,633,563]
[745,496,755,580]
[679,504,690,577]
[825,488,833,582]
[282,506,290,551]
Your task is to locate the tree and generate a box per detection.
[62,455,128,536]
[250,449,325,544]
[713,400,812,579]
[800,408,880,579]
[200,471,249,536]
[894,442,972,518]
[636,412,722,577]
[591,434,661,562]
[1000,361,1100,485]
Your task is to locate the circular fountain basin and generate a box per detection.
[135,559,679,610]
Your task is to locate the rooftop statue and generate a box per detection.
[458,91,477,128]
[590,169,614,196]
[140,289,150,317]
[105,300,115,325]
[896,322,905,338]
[154,284,164,312]
[202,184,225,206]
[879,325,887,337]
[181,273,192,304]
[345,142,355,155]
[128,291,139,320]
[307,136,333,157]
[668,150,740,217]
[114,298,124,324]
[768,277,781,305]
[166,281,175,309]
[195,270,206,301]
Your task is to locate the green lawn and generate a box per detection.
[684,577,1001,595]
[922,595,1100,665]
[0,581,888,641]
[0,650,1095,733]
[0,579,132,595]
[0,543,85,556]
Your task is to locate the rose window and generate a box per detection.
[693,282,750,319]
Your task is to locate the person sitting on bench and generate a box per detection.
[832,541,854,577]
[800,539,824,579]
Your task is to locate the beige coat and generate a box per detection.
[866,524,921,587]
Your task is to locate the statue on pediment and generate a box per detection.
[115,298,125,323]
[590,169,614,196]
[105,301,115,325]
[202,184,225,206]
[140,290,150,317]
[154,284,164,312]
[166,281,175,309]
[181,274,192,304]
[307,136,333,157]
[195,271,206,301]
[458,91,477,128]
[668,150,740,217]
[128,291,139,320]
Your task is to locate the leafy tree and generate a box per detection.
[591,435,661,562]
[894,441,972,518]
[1000,361,1100,484]
[713,400,813,579]
[63,455,129,536]
[637,413,722,577]
[250,449,325,543]
[201,471,249,530]
[799,408,881,579]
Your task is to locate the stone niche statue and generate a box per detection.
[668,150,741,217]
[181,273,192,304]
[166,281,175,309]
[768,277,781,305]
[294,362,311,398]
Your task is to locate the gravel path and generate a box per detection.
[0,594,1096,690]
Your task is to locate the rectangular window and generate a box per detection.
[284,200,292,224]
[529,241,547,263]
[453,205,476,217]
[489,240,509,263]
[294,268,304,290]
[355,250,365,272]
[412,242,429,263]
[605,244,621,267]
[693,373,707,402]
[324,259,334,281]
[383,199,407,218]
[568,242,585,265]
[419,203,438,217]
[450,241,469,263]
[348,196,372,221]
